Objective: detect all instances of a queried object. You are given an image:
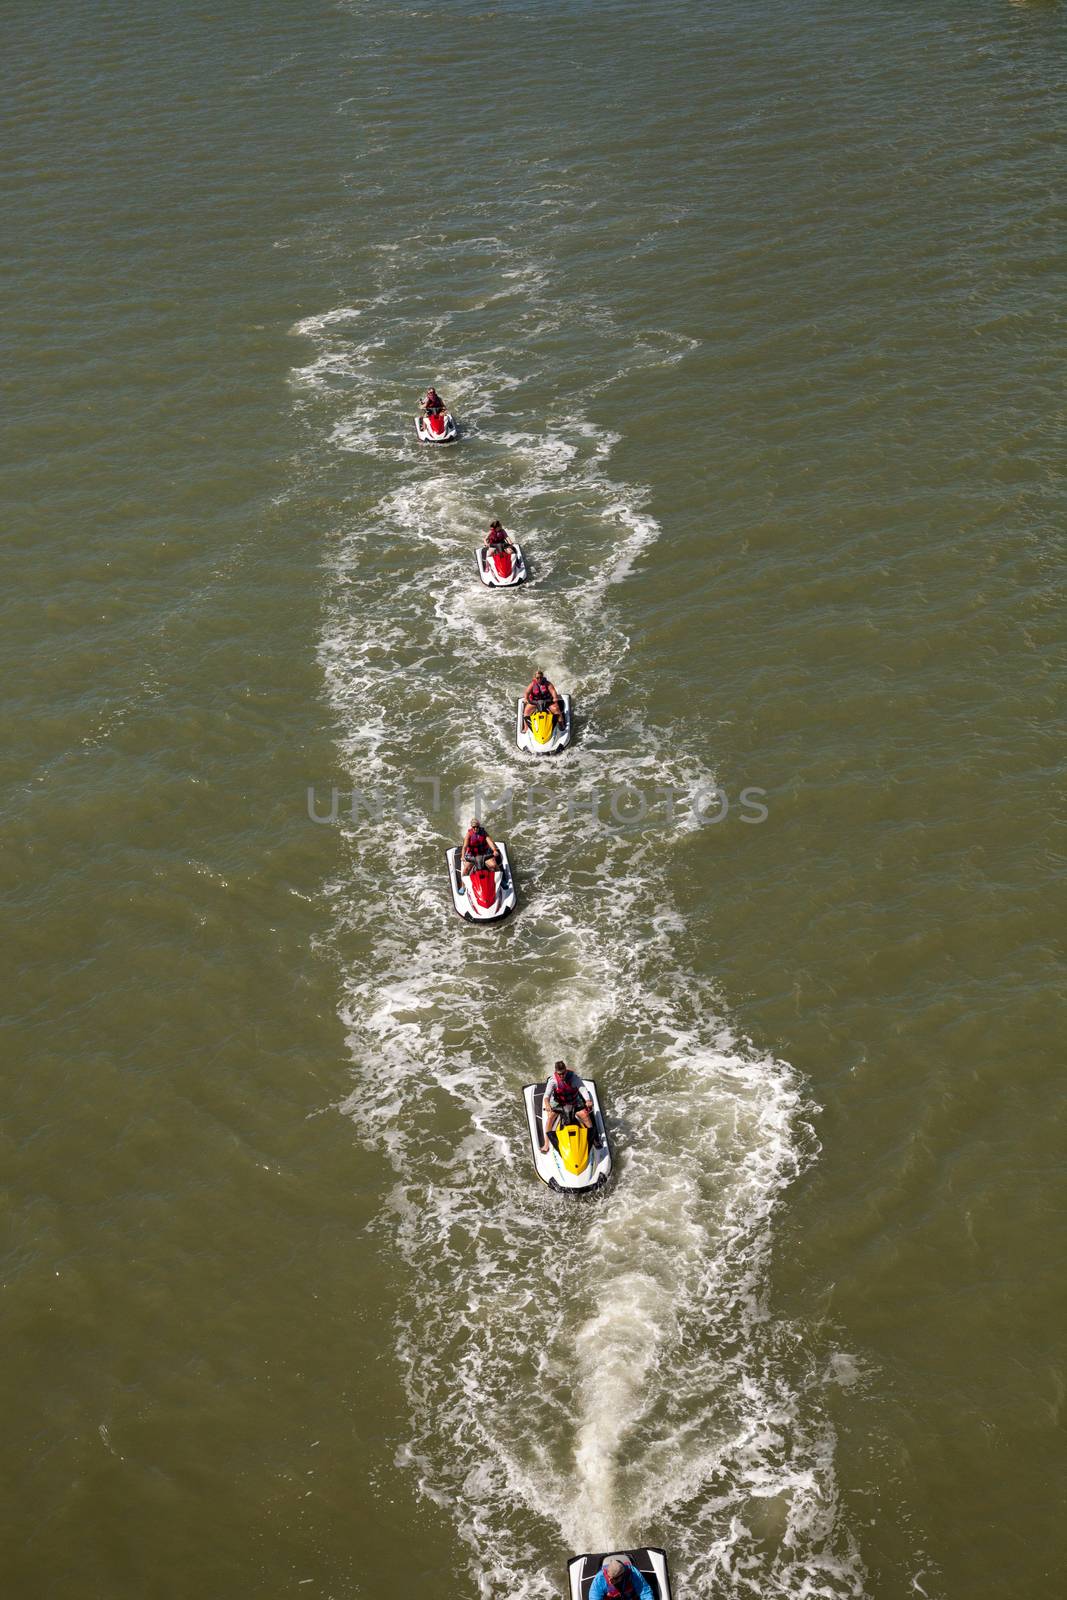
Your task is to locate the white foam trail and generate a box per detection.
[294,223,865,1598]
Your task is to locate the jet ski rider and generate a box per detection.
[461,817,501,879]
[421,386,445,417]
[589,1558,654,1600]
[522,668,564,730]
[540,1061,602,1155]
[484,519,514,551]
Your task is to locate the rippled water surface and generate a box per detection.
[3,3,1065,1598]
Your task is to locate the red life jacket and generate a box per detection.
[528,679,552,706]
[488,527,508,546]
[464,828,488,857]
[551,1071,581,1106]
[603,1567,637,1600]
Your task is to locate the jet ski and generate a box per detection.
[566,1550,673,1600]
[415,410,458,444]
[445,839,516,922]
[523,1078,611,1193]
[516,694,571,755]
[477,542,527,587]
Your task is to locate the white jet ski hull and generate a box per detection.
[523,1079,611,1193]
[567,1550,672,1600]
[516,694,571,755]
[445,841,516,922]
[415,411,458,444]
[477,543,527,587]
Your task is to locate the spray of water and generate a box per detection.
[293,229,865,1598]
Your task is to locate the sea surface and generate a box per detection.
[3,2,1065,1597]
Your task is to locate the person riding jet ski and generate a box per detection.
[421,386,445,417]
[522,668,564,730]
[484,519,514,551]
[540,1061,601,1155]
[590,1558,654,1600]
[461,817,501,878]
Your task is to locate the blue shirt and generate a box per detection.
[589,1567,654,1600]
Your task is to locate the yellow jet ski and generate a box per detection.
[515,693,572,754]
[522,1077,611,1193]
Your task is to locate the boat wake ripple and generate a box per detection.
[292,229,865,1599]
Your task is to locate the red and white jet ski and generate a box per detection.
[445,840,517,922]
[415,410,458,445]
[477,542,527,587]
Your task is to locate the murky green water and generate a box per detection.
[3,2,1064,1597]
